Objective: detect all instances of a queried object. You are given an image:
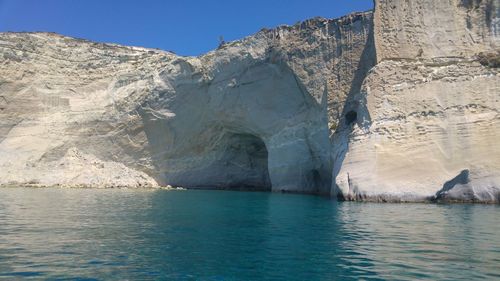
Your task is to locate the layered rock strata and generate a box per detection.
[333,0,500,202]
[0,0,498,202]
[0,12,373,193]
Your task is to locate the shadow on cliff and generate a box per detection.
[331,14,376,200]
[431,169,471,202]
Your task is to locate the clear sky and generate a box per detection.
[0,0,373,56]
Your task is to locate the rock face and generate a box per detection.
[0,13,373,193]
[0,0,498,202]
[374,0,498,61]
[333,60,500,202]
[333,0,500,203]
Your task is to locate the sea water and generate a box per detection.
[0,188,499,280]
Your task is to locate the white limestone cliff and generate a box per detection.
[0,0,499,203]
[0,13,373,193]
[333,0,500,203]
[333,60,500,202]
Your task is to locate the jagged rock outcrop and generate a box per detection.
[333,0,500,203]
[0,13,372,193]
[0,0,498,202]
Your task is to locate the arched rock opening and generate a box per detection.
[214,132,272,191]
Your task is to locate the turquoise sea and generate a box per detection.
[0,188,499,280]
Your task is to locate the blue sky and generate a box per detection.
[0,0,373,56]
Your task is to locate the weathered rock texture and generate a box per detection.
[0,0,499,202]
[0,12,373,193]
[333,60,500,202]
[333,0,500,203]
[374,0,499,61]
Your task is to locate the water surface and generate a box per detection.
[0,188,499,280]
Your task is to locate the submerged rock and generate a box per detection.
[0,0,498,202]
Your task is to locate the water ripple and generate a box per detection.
[0,188,499,280]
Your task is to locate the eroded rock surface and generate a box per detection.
[374,0,499,61]
[333,60,500,202]
[0,0,499,202]
[0,12,373,193]
[333,0,500,203]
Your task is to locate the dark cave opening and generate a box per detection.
[219,133,272,191]
[345,110,358,125]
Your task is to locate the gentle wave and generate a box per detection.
[0,188,499,280]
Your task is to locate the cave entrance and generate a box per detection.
[345,110,357,125]
[218,132,272,191]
